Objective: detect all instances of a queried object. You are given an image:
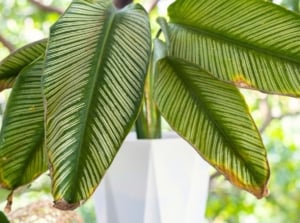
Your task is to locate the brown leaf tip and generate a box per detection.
[256,186,269,199]
[4,191,13,213]
[53,199,80,211]
[215,165,270,199]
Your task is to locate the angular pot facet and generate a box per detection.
[93,134,211,223]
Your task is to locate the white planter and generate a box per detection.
[93,134,210,223]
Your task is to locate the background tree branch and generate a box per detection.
[260,109,300,133]
[259,95,300,133]
[28,0,63,14]
[0,34,15,52]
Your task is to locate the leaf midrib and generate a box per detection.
[167,58,258,181]
[70,6,117,199]
[169,21,300,65]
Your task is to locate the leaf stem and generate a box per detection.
[135,65,161,139]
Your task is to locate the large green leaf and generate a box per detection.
[167,0,300,96]
[0,57,46,190]
[0,39,47,91]
[43,0,151,209]
[154,57,269,198]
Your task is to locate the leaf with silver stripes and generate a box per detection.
[154,57,269,198]
[0,39,47,91]
[0,57,46,191]
[167,0,300,96]
[43,0,151,209]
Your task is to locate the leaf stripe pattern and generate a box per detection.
[0,39,47,91]
[155,57,269,198]
[0,57,46,190]
[167,0,300,96]
[43,0,150,208]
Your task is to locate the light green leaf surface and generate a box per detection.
[154,57,269,198]
[43,0,151,209]
[0,39,47,91]
[0,57,46,190]
[167,0,300,96]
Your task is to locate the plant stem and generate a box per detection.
[135,68,161,139]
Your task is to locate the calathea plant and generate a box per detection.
[0,0,300,211]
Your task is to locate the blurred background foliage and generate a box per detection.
[1,0,300,222]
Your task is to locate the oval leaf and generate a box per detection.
[154,57,269,198]
[167,0,300,96]
[0,39,47,91]
[0,57,46,190]
[43,0,151,208]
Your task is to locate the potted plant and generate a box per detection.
[0,0,300,220]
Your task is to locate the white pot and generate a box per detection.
[93,134,210,223]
